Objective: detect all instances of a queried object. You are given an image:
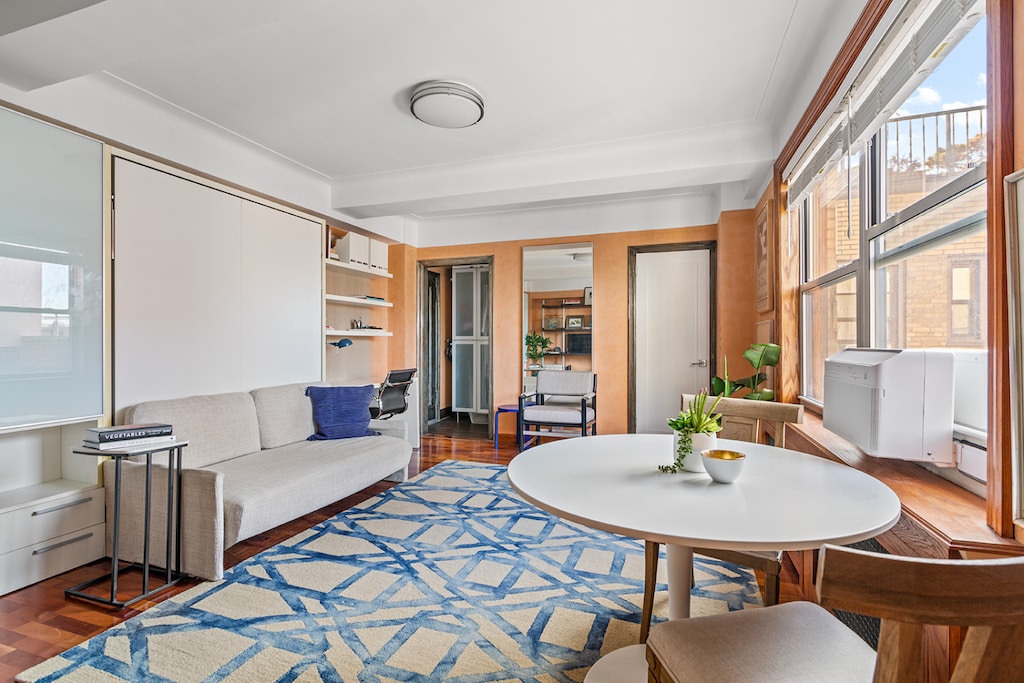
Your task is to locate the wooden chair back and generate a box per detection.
[681,393,803,447]
[817,544,1024,682]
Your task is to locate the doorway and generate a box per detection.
[629,243,715,433]
[419,257,494,440]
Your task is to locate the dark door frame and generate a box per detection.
[627,241,717,433]
[417,255,495,438]
[425,269,441,424]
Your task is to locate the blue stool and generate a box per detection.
[493,403,521,448]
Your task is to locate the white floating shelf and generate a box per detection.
[325,294,393,308]
[324,258,393,279]
[325,329,392,338]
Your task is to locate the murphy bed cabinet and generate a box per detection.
[324,227,393,385]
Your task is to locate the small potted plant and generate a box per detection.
[660,390,723,473]
[524,330,552,368]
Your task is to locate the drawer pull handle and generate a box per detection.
[32,532,94,555]
[31,497,93,516]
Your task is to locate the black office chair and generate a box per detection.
[369,368,416,419]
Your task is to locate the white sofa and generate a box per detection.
[103,382,413,580]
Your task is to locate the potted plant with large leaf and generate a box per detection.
[524,330,551,368]
[660,390,723,473]
[711,342,781,400]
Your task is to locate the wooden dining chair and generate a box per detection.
[646,544,1024,682]
[640,394,804,641]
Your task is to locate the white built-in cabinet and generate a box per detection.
[0,425,106,596]
[0,106,106,596]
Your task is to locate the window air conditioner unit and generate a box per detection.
[823,348,955,466]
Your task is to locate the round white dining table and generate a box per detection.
[507,433,902,681]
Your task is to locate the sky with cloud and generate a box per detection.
[896,17,986,116]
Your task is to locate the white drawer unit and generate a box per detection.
[0,522,105,596]
[0,481,105,595]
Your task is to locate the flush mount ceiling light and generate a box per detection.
[410,80,484,128]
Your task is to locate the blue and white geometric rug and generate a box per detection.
[19,460,762,682]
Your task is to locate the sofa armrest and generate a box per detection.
[102,460,225,580]
[370,418,407,441]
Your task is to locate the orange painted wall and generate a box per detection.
[386,211,756,435]
[717,209,759,378]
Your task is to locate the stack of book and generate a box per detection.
[83,423,175,451]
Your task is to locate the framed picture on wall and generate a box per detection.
[565,315,585,329]
[583,286,593,306]
[755,201,774,313]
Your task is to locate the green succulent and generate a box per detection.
[660,390,722,473]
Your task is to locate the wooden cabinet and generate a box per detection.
[324,228,393,384]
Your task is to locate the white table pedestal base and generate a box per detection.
[585,544,694,682]
[666,544,693,619]
[583,644,647,683]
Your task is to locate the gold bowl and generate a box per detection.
[701,449,746,484]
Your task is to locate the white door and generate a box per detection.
[634,249,711,433]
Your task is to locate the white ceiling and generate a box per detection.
[0,0,867,236]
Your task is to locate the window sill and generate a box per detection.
[783,413,1022,558]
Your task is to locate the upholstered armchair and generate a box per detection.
[517,370,596,451]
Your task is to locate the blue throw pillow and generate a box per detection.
[306,385,378,440]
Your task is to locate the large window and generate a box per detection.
[791,2,987,409]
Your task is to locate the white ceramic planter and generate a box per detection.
[672,431,717,472]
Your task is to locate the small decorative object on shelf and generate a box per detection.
[562,298,581,305]
[660,390,722,474]
[329,338,353,350]
[543,316,561,330]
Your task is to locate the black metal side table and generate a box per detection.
[66,440,188,608]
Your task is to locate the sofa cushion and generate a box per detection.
[306,384,377,439]
[251,382,327,449]
[210,436,412,546]
[124,392,261,469]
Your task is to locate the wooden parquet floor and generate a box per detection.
[0,434,807,682]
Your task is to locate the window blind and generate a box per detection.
[786,0,984,203]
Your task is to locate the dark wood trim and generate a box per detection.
[771,172,802,404]
[774,0,895,174]
[986,0,1015,536]
[627,242,717,433]
[417,256,495,437]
